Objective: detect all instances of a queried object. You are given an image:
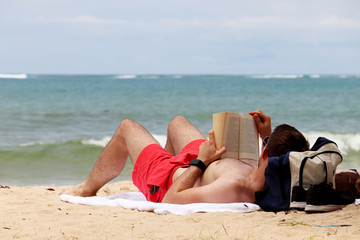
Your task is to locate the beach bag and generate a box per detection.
[255,137,343,212]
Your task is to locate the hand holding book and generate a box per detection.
[197,130,226,166]
[248,110,272,140]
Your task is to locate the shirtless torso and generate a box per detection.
[164,156,267,204]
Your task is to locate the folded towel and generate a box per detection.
[60,192,260,215]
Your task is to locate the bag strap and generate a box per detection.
[298,150,342,188]
[310,137,338,151]
[278,155,287,200]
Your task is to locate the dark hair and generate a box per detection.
[266,124,310,157]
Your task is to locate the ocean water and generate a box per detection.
[1,74,360,186]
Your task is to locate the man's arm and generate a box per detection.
[161,130,226,204]
[162,174,247,204]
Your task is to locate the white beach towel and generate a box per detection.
[60,192,260,215]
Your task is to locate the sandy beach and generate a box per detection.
[0,181,359,240]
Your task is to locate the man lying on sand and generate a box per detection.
[62,110,358,204]
[62,110,308,204]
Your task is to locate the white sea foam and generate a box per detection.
[81,137,111,147]
[18,134,166,148]
[19,141,47,147]
[81,134,167,148]
[304,132,360,155]
[141,75,160,79]
[250,74,304,79]
[0,73,27,79]
[310,74,321,78]
[114,75,137,79]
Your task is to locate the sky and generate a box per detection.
[1,0,359,75]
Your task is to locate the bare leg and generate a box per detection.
[61,119,159,196]
[164,116,206,155]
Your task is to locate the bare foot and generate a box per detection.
[59,183,97,197]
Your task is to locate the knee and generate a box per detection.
[168,116,187,131]
[169,115,187,125]
[117,119,137,135]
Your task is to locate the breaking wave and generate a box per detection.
[304,132,360,155]
[0,73,27,79]
[114,75,137,79]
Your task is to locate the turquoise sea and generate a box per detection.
[1,74,360,186]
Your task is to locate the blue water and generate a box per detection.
[1,74,360,186]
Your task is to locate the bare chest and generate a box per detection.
[200,159,255,184]
[172,158,256,187]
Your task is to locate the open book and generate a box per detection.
[213,112,259,160]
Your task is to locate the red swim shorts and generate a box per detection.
[132,139,206,203]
